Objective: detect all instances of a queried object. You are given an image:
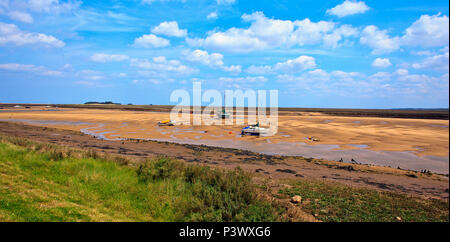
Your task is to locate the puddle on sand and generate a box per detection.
[348,144,369,148]
[430,124,449,128]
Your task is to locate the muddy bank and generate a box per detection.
[0,121,448,200]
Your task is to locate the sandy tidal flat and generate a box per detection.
[0,107,448,173]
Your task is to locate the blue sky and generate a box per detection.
[0,0,448,108]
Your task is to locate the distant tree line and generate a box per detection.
[84,101,121,105]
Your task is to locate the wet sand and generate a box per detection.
[0,106,448,173]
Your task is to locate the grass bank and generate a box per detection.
[0,137,284,222]
[0,135,448,222]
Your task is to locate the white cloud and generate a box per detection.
[185,49,224,66]
[411,50,434,56]
[131,56,196,75]
[322,24,358,47]
[152,21,187,37]
[394,68,409,76]
[326,0,370,17]
[222,65,241,73]
[76,69,102,79]
[401,13,449,47]
[185,49,241,73]
[330,70,364,81]
[246,56,316,74]
[189,12,357,53]
[372,58,392,68]
[360,14,448,54]
[368,71,391,82]
[412,51,449,72]
[360,25,400,54]
[0,22,65,47]
[91,53,129,62]
[217,0,235,5]
[274,56,317,73]
[207,12,218,20]
[289,19,334,46]
[246,65,273,75]
[0,63,62,76]
[7,11,33,23]
[28,0,81,13]
[133,34,169,48]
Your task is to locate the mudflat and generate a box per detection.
[0,106,448,173]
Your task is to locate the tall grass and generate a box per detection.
[0,138,284,222]
[137,158,282,221]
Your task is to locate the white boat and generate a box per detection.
[218,93,230,119]
[241,123,269,136]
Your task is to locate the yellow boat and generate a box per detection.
[157,120,175,126]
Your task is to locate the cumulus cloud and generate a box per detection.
[360,25,400,54]
[326,0,370,17]
[412,51,449,72]
[188,12,358,53]
[130,56,196,75]
[372,58,392,68]
[401,13,449,47]
[91,53,129,62]
[274,56,317,73]
[0,63,62,76]
[322,24,358,47]
[152,21,187,37]
[185,49,224,66]
[185,49,241,73]
[207,12,218,20]
[133,34,169,48]
[0,22,65,47]
[246,56,316,74]
[360,14,449,54]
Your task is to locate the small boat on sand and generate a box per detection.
[217,108,230,119]
[157,120,175,126]
[241,122,268,136]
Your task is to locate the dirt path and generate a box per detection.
[0,121,448,200]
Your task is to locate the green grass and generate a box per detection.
[0,135,448,222]
[0,140,283,222]
[278,180,449,222]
